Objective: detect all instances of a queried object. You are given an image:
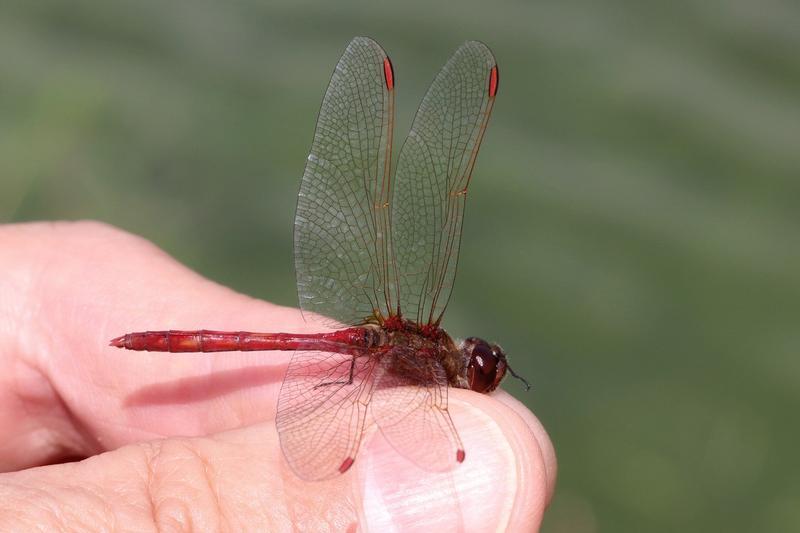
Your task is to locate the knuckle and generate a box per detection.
[44,219,124,244]
[65,220,158,254]
[62,219,117,235]
[141,439,226,531]
[46,220,164,259]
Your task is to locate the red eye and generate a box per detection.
[465,338,507,393]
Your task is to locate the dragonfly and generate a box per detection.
[111,36,528,481]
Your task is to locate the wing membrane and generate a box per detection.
[295,36,396,326]
[392,41,498,325]
[276,350,379,480]
[370,348,464,471]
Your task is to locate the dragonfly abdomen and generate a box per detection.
[110,327,384,353]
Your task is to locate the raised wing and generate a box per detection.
[276,350,379,480]
[392,41,498,326]
[295,36,396,326]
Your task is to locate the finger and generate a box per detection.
[2,217,553,510]
[493,390,557,504]
[0,389,551,531]
[362,389,553,531]
[1,221,303,468]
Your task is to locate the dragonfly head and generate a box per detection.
[462,337,531,393]
[458,337,512,392]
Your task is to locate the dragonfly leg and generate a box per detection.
[314,355,357,388]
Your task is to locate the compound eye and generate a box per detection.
[466,338,505,393]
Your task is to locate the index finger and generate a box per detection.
[2,221,555,504]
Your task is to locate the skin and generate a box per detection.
[0,221,557,531]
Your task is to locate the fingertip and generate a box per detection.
[492,390,557,505]
[452,390,551,530]
[358,389,551,531]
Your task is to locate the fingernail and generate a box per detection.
[359,397,529,531]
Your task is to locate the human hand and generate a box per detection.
[0,221,556,531]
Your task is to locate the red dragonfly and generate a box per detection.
[111,37,528,481]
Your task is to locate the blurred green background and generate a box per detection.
[2,0,799,531]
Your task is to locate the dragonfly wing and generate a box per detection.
[295,36,396,326]
[369,348,465,472]
[392,41,499,326]
[276,349,379,480]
